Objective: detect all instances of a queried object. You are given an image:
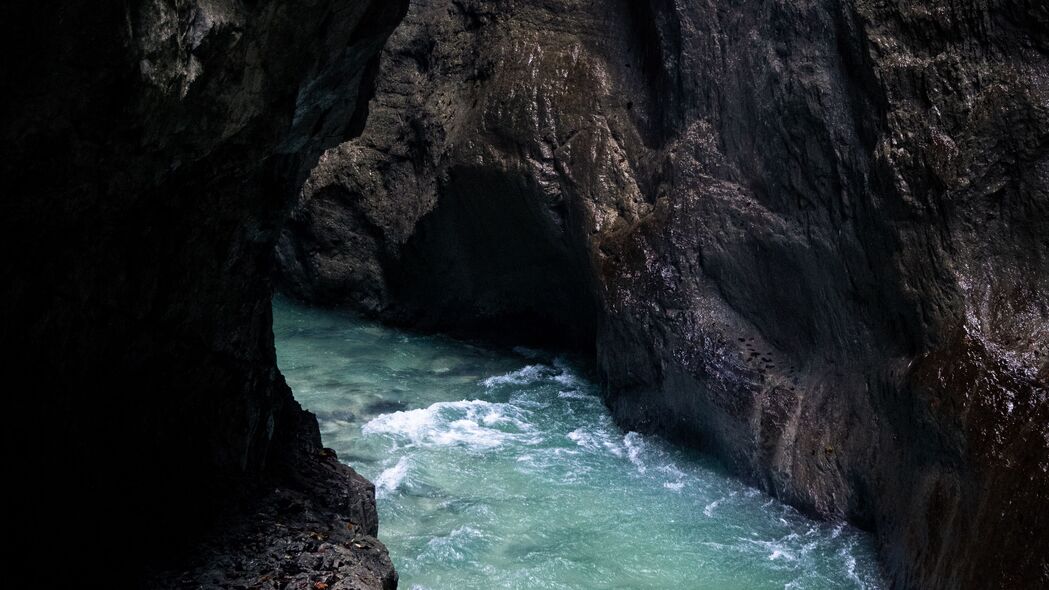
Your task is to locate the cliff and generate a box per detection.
[278,0,1049,587]
[2,0,406,586]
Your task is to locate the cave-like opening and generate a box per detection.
[379,163,601,353]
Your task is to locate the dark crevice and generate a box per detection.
[343,53,382,140]
[381,166,600,353]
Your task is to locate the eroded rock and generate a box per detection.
[3,0,407,585]
[279,1,1049,587]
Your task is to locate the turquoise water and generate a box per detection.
[273,297,885,590]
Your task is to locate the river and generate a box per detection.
[273,296,885,589]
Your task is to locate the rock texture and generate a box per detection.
[2,0,405,585]
[278,0,1049,588]
[146,419,396,590]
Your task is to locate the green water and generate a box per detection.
[273,297,885,590]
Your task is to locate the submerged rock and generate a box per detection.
[279,0,1049,587]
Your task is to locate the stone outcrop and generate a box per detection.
[2,0,406,585]
[278,1,1049,587]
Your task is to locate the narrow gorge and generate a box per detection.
[4,0,1047,588]
[279,0,1048,588]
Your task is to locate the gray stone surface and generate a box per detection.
[279,1,1049,587]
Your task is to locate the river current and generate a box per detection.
[273,296,885,589]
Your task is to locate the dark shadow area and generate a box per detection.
[382,164,601,353]
[1,0,407,585]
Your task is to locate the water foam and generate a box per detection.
[840,538,869,588]
[362,399,535,450]
[419,526,486,563]
[375,456,411,498]
[481,364,549,388]
[552,357,584,389]
[704,500,720,517]
[623,432,648,473]
[744,538,799,563]
[567,427,600,450]
[275,299,888,590]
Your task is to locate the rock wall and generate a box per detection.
[2,0,405,585]
[278,0,1049,587]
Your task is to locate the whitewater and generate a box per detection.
[273,296,885,589]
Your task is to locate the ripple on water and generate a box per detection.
[273,297,887,590]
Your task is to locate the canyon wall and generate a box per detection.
[2,0,405,585]
[278,0,1049,587]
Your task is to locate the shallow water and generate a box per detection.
[273,296,885,590]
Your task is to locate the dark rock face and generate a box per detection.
[145,417,396,590]
[2,0,405,585]
[279,0,1049,587]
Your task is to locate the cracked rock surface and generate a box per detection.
[279,1,1049,588]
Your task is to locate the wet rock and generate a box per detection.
[365,400,409,416]
[279,0,1049,588]
[144,448,398,590]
